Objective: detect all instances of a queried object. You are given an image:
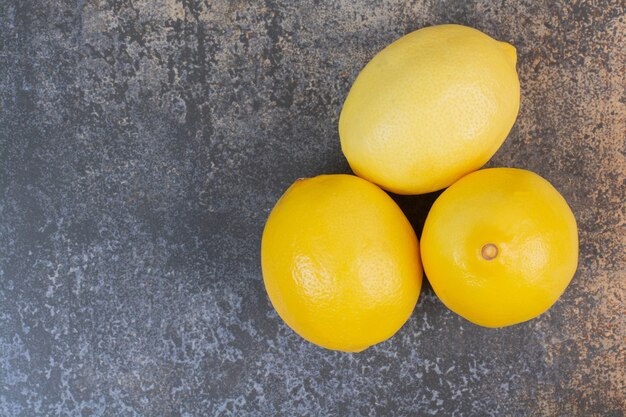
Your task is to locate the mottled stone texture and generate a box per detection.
[0,0,624,416]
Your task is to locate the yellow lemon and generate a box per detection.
[420,168,578,327]
[261,174,423,351]
[339,24,520,194]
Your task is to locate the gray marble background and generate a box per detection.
[1,1,624,416]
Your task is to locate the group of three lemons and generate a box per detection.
[261,24,578,352]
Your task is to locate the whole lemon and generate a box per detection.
[261,174,423,352]
[339,24,520,194]
[421,168,578,327]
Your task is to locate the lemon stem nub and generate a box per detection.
[481,243,498,260]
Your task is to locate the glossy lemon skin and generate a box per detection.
[421,168,578,327]
[339,24,520,195]
[261,174,423,352]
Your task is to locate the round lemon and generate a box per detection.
[261,174,423,351]
[339,24,520,194]
[420,168,578,327]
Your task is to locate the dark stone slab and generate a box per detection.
[1,1,624,416]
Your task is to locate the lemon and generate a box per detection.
[261,174,423,351]
[420,168,578,327]
[339,24,520,195]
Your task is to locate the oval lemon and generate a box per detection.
[261,174,423,351]
[339,24,520,194]
[420,168,578,327]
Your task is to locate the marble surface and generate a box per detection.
[1,1,624,416]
